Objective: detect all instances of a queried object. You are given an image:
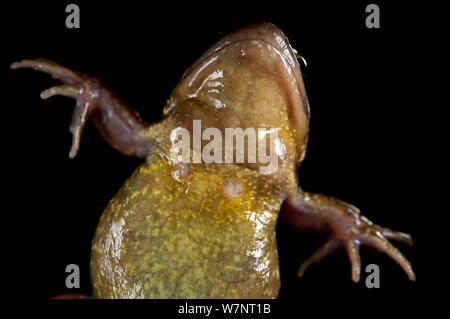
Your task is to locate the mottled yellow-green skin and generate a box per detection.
[90,23,310,298]
[11,23,416,299]
[91,148,285,298]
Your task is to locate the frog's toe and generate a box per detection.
[357,225,416,281]
[299,223,415,282]
[40,84,82,99]
[373,224,414,247]
[283,191,415,283]
[12,58,155,159]
[10,59,83,83]
[297,235,340,278]
[298,224,415,283]
[297,235,363,282]
[344,240,361,282]
[11,59,101,158]
[40,82,98,158]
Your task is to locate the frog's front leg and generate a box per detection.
[281,189,415,282]
[11,59,161,158]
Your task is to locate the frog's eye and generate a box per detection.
[163,97,176,116]
[292,47,308,74]
[296,53,308,69]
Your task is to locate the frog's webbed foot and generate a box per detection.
[11,59,101,158]
[11,59,159,158]
[281,191,415,282]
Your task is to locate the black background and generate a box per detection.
[2,0,439,316]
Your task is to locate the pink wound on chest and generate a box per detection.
[222,178,245,198]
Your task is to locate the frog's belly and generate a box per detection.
[90,161,283,298]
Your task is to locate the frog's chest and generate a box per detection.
[90,153,284,298]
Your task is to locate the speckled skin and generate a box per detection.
[12,23,415,299]
[91,150,284,298]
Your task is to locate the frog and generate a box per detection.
[11,22,414,298]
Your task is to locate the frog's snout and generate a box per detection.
[220,22,301,76]
[183,22,302,83]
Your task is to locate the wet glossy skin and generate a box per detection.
[11,23,415,299]
[91,154,284,297]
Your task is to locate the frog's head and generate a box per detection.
[165,22,310,166]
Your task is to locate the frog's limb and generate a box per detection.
[281,189,415,282]
[11,59,159,158]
